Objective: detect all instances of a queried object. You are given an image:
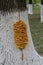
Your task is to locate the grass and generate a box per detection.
[28,6,43,56]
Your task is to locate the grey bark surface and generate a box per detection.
[0,11,43,65]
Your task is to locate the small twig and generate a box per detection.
[20,49,23,61]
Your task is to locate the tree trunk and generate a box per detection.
[0,0,26,12]
[16,0,26,10]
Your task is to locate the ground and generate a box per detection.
[28,6,43,56]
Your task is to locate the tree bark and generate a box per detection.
[0,0,26,12]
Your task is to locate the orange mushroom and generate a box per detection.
[13,20,28,49]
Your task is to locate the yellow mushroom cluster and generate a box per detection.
[13,20,28,49]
